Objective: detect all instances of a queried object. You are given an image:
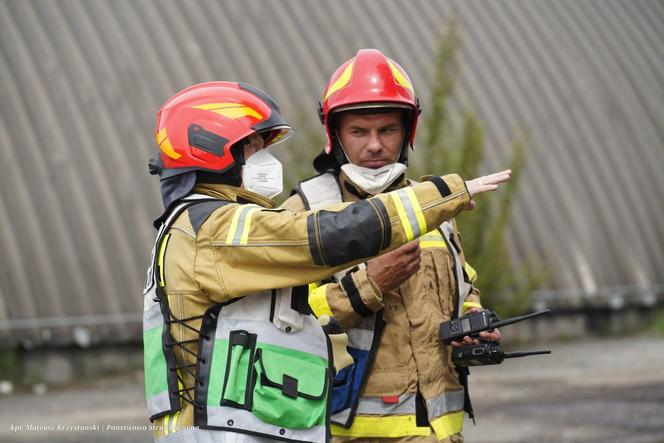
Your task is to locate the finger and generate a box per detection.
[450,341,461,348]
[479,170,511,184]
[400,240,421,253]
[483,172,511,185]
[485,169,512,180]
[403,261,421,276]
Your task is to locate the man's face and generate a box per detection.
[336,111,405,169]
[242,133,265,161]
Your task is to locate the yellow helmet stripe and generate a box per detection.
[324,61,355,101]
[193,103,263,120]
[156,128,181,160]
[387,60,413,91]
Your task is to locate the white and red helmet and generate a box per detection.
[316,49,420,171]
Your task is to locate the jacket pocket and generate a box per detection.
[220,330,257,409]
[252,345,328,429]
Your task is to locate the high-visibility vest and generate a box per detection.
[143,195,331,442]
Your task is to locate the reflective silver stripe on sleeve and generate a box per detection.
[395,188,423,239]
[230,204,259,245]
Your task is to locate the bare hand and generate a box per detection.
[449,329,502,347]
[367,240,421,293]
[464,169,512,210]
[450,307,502,347]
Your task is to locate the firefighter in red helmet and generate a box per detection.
[283,49,503,442]
[144,80,509,442]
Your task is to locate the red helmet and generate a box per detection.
[152,81,292,178]
[318,49,420,157]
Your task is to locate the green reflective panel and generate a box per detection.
[207,340,228,406]
[143,325,167,398]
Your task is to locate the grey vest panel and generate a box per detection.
[200,292,328,442]
[156,427,285,442]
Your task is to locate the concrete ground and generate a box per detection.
[1,336,663,443]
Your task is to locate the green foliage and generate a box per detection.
[415,21,549,315]
[0,348,19,382]
[649,309,664,336]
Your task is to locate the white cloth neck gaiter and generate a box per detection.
[340,162,407,195]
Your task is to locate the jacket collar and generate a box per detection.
[193,183,277,209]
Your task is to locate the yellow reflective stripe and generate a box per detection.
[226,207,243,244]
[387,60,414,92]
[464,262,478,283]
[420,239,446,249]
[225,205,259,245]
[167,409,180,435]
[156,128,181,160]
[324,61,354,100]
[404,187,427,236]
[430,411,464,439]
[308,283,333,318]
[420,230,447,249]
[462,301,483,313]
[163,414,170,435]
[239,207,259,245]
[193,103,263,120]
[157,233,171,287]
[390,191,415,241]
[331,415,432,438]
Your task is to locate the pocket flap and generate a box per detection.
[255,346,328,400]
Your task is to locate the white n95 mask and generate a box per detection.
[242,149,283,199]
[341,162,408,195]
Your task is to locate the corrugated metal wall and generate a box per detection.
[0,0,662,348]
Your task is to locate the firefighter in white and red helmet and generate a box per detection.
[283,49,504,443]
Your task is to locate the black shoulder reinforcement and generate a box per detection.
[307,199,391,266]
[188,200,231,234]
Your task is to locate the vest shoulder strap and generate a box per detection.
[295,172,342,210]
[146,196,226,291]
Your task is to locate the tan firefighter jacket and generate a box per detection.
[145,175,470,442]
[281,171,482,442]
